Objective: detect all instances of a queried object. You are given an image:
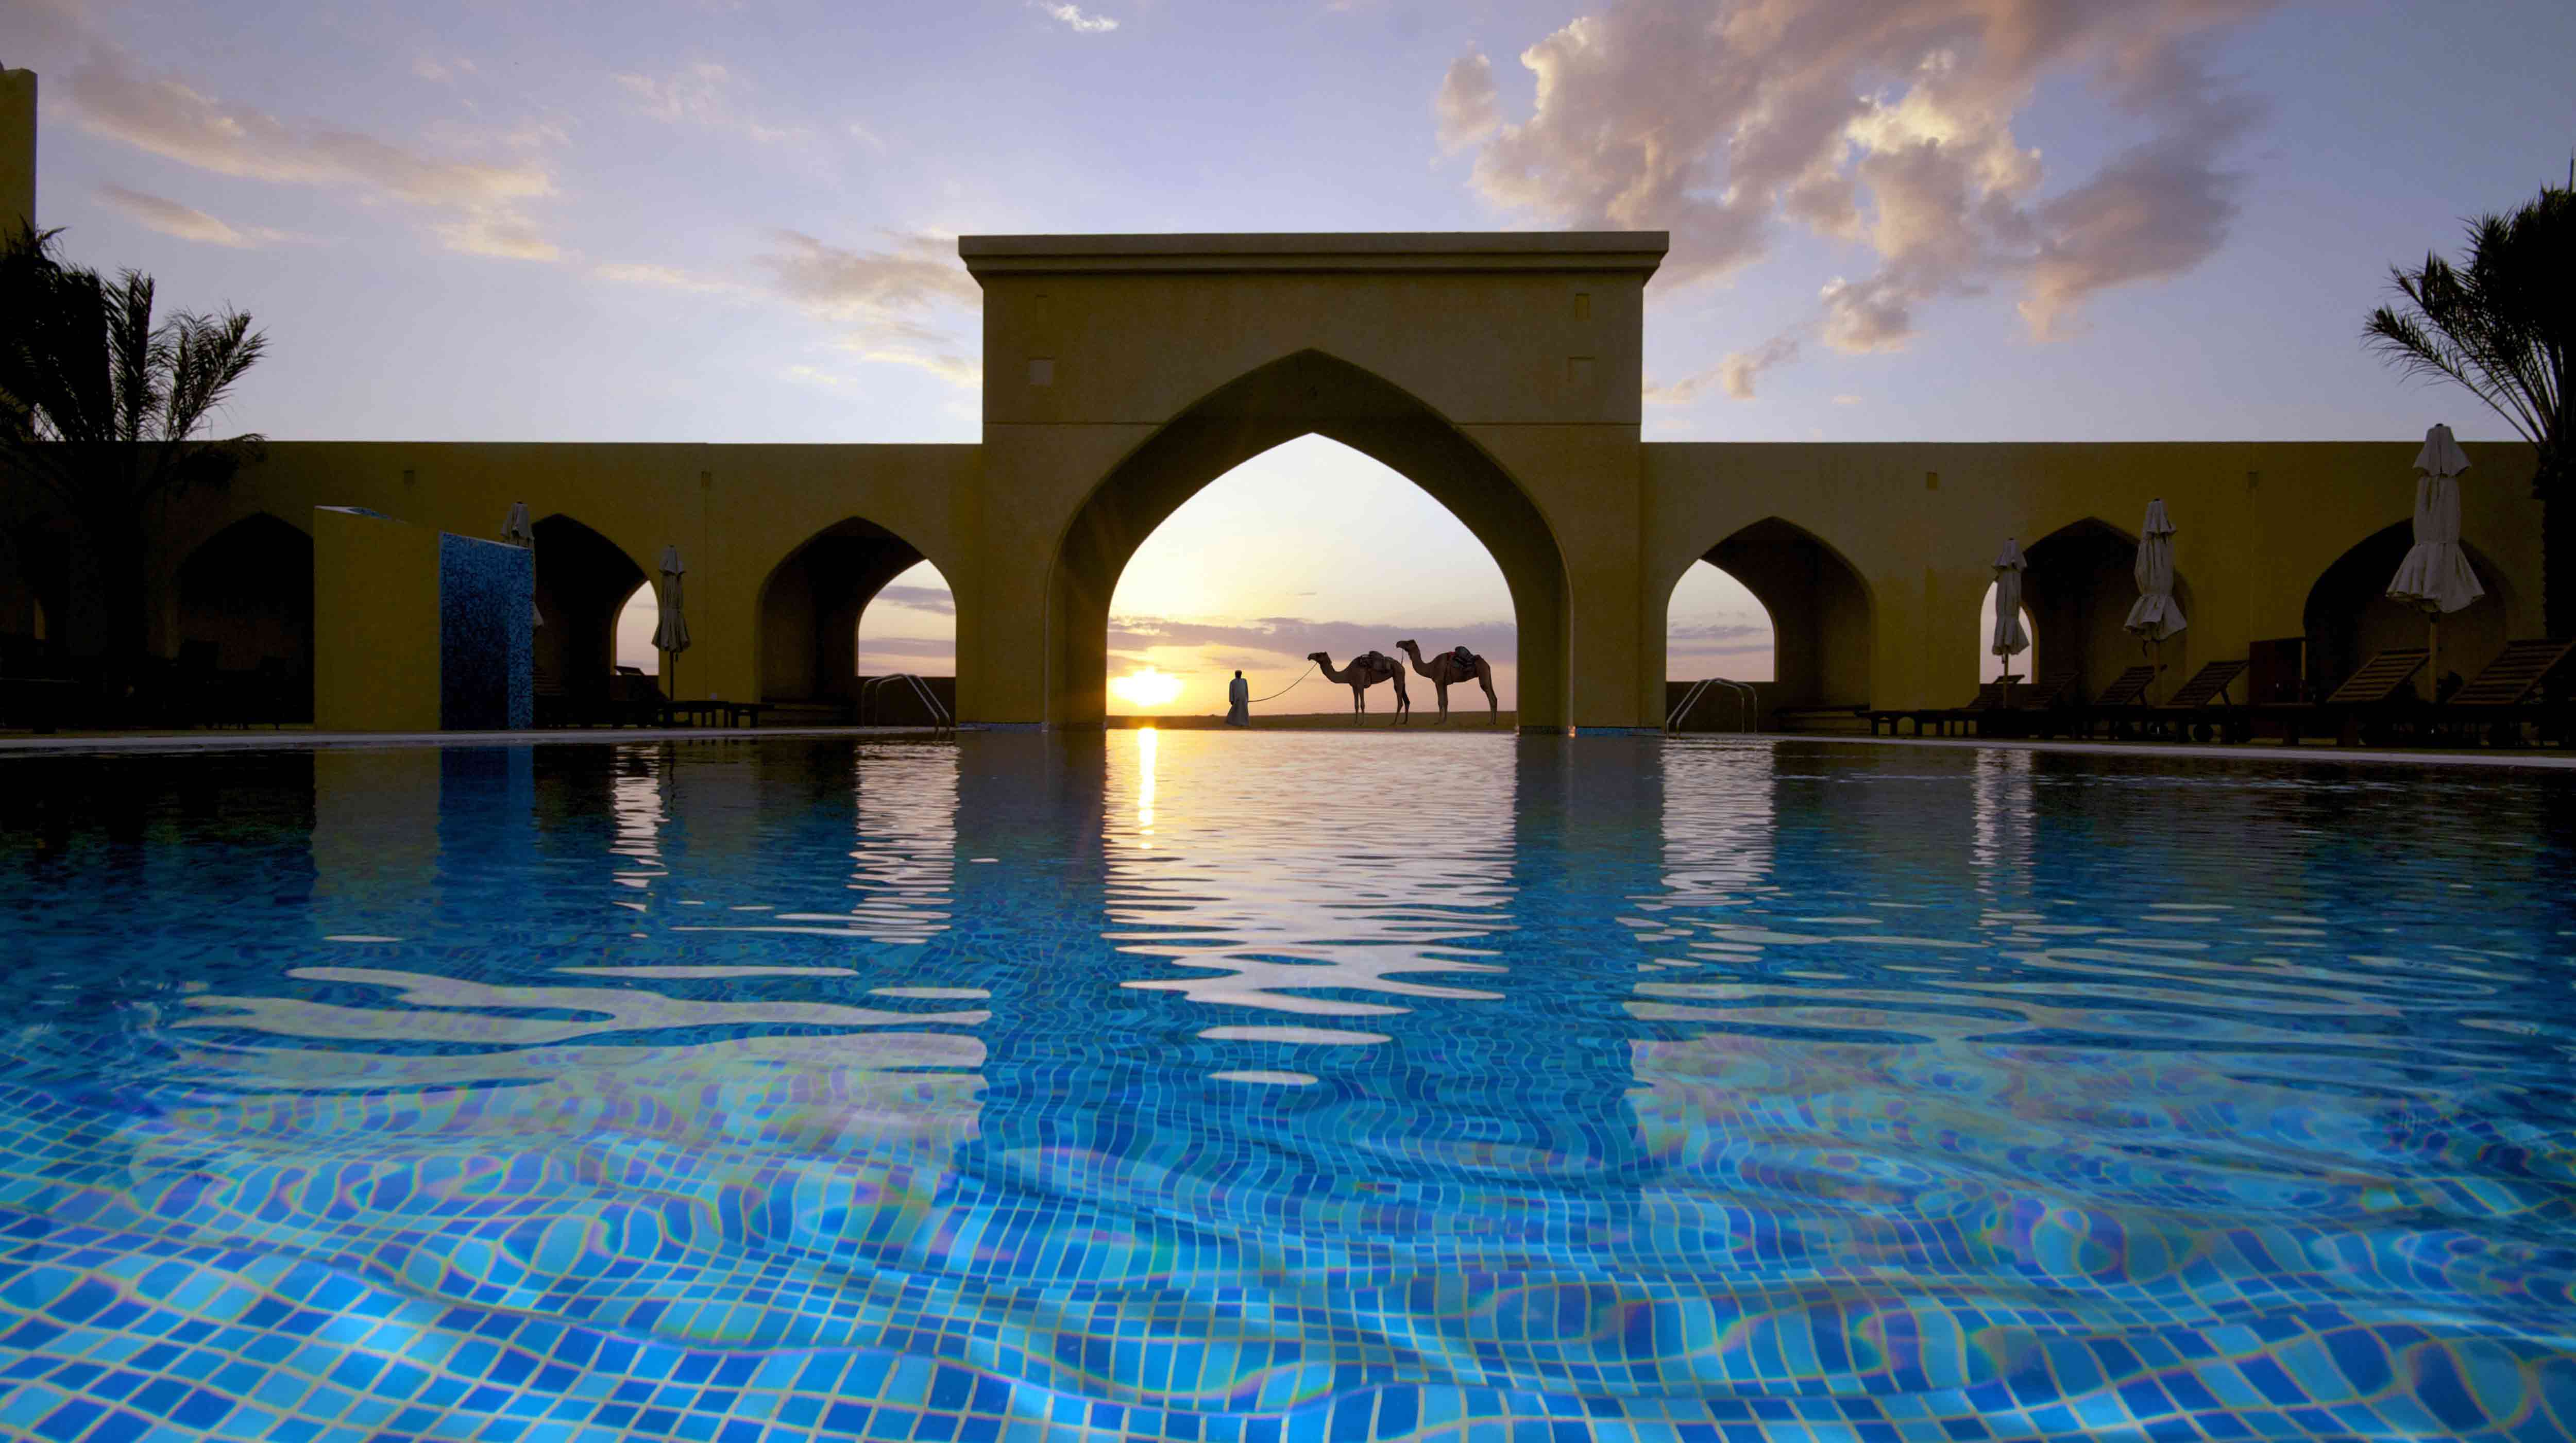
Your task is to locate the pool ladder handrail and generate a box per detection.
[1667,677,1759,733]
[859,673,955,732]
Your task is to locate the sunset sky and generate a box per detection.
[7,0,2569,715]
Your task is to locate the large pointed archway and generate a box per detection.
[2024,517,2191,701]
[1044,349,1569,729]
[757,517,942,717]
[2304,520,2514,696]
[1675,517,1874,726]
[531,515,649,725]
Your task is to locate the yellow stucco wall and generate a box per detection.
[312,508,441,731]
[5,228,2551,733]
[0,69,32,234]
[1640,441,2541,720]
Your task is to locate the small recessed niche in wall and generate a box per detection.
[1028,358,1055,388]
[1574,292,1591,322]
[1925,471,1940,491]
[1567,356,1596,387]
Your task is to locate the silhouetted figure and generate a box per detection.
[1226,670,1250,727]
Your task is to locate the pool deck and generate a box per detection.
[2,725,2572,769]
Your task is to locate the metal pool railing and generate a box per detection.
[858,674,954,731]
[1667,677,1760,733]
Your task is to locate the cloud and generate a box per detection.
[852,635,958,659]
[1451,0,2274,379]
[760,229,979,319]
[64,51,560,260]
[1646,329,1803,404]
[594,261,751,295]
[874,584,956,615]
[94,184,286,248]
[615,62,808,148]
[412,55,476,84]
[760,229,982,386]
[1032,2,1119,33]
[1433,51,1501,155]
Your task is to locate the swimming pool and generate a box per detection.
[1,732,2571,1442]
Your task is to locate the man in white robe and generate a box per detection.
[1225,670,1251,727]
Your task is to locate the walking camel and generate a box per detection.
[1395,640,1499,725]
[1309,651,1410,724]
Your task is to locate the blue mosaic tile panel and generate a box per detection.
[438,532,534,731]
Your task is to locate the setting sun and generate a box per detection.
[1108,667,1186,709]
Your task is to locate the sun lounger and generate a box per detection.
[2148,659,2250,742]
[2434,639,2575,746]
[2072,664,2161,737]
[2272,647,2429,746]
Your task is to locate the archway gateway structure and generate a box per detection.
[7,232,2546,732]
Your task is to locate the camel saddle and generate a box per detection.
[1354,650,1393,674]
[1448,646,1478,672]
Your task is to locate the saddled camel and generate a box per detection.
[1395,640,1499,725]
[1310,651,1410,724]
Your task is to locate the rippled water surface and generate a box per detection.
[3,733,2574,1442]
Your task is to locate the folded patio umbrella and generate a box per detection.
[2385,423,2483,693]
[2124,499,2187,642]
[653,544,691,697]
[1991,538,2029,684]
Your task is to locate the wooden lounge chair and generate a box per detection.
[2149,659,2249,742]
[2073,664,2160,737]
[2437,639,2575,746]
[2446,639,2573,707]
[2274,647,2429,746]
[2323,648,2429,705]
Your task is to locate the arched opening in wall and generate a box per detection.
[1109,433,1516,722]
[1664,563,1775,730]
[2023,519,2192,703]
[532,516,647,725]
[1049,350,1565,729]
[2303,521,2514,698]
[757,518,951,723]
[175,513,314,720]
[1683,518,1873,729]
[1976,583,2040,685]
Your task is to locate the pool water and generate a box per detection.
[2,732,2572,1442]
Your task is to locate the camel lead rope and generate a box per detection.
[1247,664,1317,704]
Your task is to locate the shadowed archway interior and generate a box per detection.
[2024,518,2191,700]
[532,515,647,719]
[1698,518,1873,722]
[2304,520,2512,697]
[175,513,314,710]
[1047,350,1568,729]
[760,517,929,709]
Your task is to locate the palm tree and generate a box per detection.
[2364,176,2572,636]
[1,224,268,694]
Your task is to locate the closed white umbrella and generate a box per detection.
[652,545,691,699]
[501,502,541,627]
[2385,423,2483,696]
[1990,537,2030,687]
[2125,499,2186,701]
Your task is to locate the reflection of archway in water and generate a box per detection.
[1976,582,2041,686]
[2304,521,2513,696]
[2024,518,2190,699]
[176,512,314,718]
[757,518,948,712]
[1052,350,1566,729]
[531,515,647,717]
[1107,433,1516,717]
